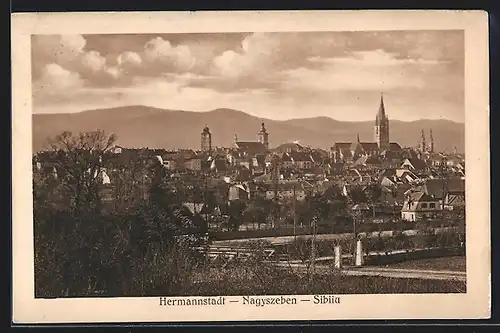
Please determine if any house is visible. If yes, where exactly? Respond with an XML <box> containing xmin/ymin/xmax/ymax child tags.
<box><xmin>164</xmin><ymin>159</ymin><xmax>177</xmax><ymax>171</ymax></box>
<box><xmin>184</xmin><ymin>158</ymin><xmax>202</xmax><ymax>171</ymax></box>
<box><xmin>401</xmin><ymin>191</ymin><xmax>441</xmax><ymax>221</ymax></box>
<box><xmin>352</xmin><ymin>154</ymin><xmax>382</xmax><ymax>168</ymax></box>
<box><xmin>111</xmin><ymin>145</ymin><xmax>123</xmax><ymax>154</ymax></box>
<box><xmin>275</xmin><ymin>142</ymin><xmax>304</xmax><ymax>153</ymax></box>
<box><xmin>182</xmin><ymin>202</ymin><xmax>206</xmax><ymax>215</ymax></box>
<box><xmin>234</xmin><ymin>141</ymin><xmax>268</xmax><ymax>155</ymax></box>
<box><xmin>228</xmin><ymin>184</ymin><xmax>250</xmax><ymax>202</ymax></box>
<box><xmin>426</xmin><ymin>153</ymin><xmax>447</xmax><ymax>167</ymax></box>
<box><xmin>401</xmin><ymin>158</ymin><xmax>427</xmax><ymax>173</ymax></box>
<box><xmin>395</xmin><ymin>168</ymin><xmax>420</xmax><ymax>183</ymax></box>
<box><xmin>264</xmin><ymin>182</ymin><xmax>306</xmax><ymax>201</ymax></box>
<box><xmin>446</xmin><ymin>154</ymin><xmax>465</xmax><ymax>167</ymax></box>
<box><xmin>206</xmin><ymin>157</ymin><xmax>228</xmax><ymax>173</ymax></box>
<box><xmin>330</xmin><ymin>142</ymin><xmax>354</xmax><ymax>163</ymax></box>
<box><xmin>444</xmin><ymin>192</ymin><xmax>466</xmax><ymax>210</ymax></box>
<box><xmin>420</xmin><ymin>178</ymin><xmax>465</xmax><ymax>210</ymax></box>
<box><xmin>423</xmin><ymin>178</ymin><xmax>465</xmax><ymax>201</ymax></box>
<box><xmin>281</xmin><ymin>152</ymin><xmax>314</xmax><ymax>170</ymax></box>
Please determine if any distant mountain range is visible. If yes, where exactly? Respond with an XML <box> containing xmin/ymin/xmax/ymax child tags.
<box><xmin>32</xmin><ymin>105</ymin><xmax>465</xmax><ymax>153</ymax></box>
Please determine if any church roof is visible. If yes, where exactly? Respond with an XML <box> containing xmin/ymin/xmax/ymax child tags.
<box><xmin>357</xmin><ymin>142</ymin><xmax>379</xmax><ymax>150</ymax></box>
<box><xmin>234</xmin><ymin>141</ymin><xmax>267</xmax><ymax>153</ymax></box>
<box><xmin>389</xmin><ymin>142</ymin><xmax>402</xmax><ymax>150</ymax></box>
<box><xmin>332</xmin><ymin>142</ymin><xmax>353</xmax><ymax>150</ymax></box>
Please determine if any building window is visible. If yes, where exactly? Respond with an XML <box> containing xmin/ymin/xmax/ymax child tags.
<box><xmin>421</xmin><ymin>203</ymin><xmax>428</xmax><ymax>208</ymax></box>
<box><xmin>429</xmin><ymin>203</ymin><xmax>436</xmax><ymax>208</ymax></box>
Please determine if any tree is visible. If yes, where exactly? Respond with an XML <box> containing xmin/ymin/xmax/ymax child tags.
<box><xmin>47</xmin><ymin>130</ymin><xmax>117</xmax><ymax>212</ymax></box>
<box><xmin>227</xmin><ymin>199</ymin><xmax>246</xmax><ymax>231</ymax></box>
<box><xmin>364</xmin><ymin>183</ymin><xmax>382</xmax><ymax>218</ymax></box>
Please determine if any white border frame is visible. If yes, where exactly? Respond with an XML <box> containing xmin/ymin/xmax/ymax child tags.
<box><xmin>11</xmin><ymin>10</ymin><xmax>490</xmax><ymax>323</ymax></box>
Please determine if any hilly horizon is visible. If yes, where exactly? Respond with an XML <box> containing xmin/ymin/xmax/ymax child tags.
<box><xmin>32</xmin><ymin>105</ymin><xmax>465</xmax><ymax>153</ymax></box>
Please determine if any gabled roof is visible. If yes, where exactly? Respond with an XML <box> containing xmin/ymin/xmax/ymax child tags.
<box><xmin>275</xmin><ymin>142</ymin><xmax>304</xmax><ymax>151</ymax></box>
<box><xmin>389</xmin><ymin>142</ymin><xmax>402</xmax><ymax>151</ymax></box>
<box><xmin>332</xmin><ymin>142</ymin><xmax>353</xmax><ymax>150</ymax></box>
<box><xmin>353</xmin><ymin>155</ymin><xmax>381</xmax><ymax>166</ymax></box>
<box><xmin>381</xmin><ymin>168</ymin><xmax>397</xmax><ymax>178</ymax></box>
<box><xmin>357</xmin><ymin>142</ymin><xmax>379</xmax><ymax>150</ymax></box>
<box><xmin>285</xmin><ymin>151</ymin><xmax>314</xmax><ymax>162</ymax></box>
<box><xmin>234</xmin><ymin>141</ymin><xmax>267</xmax><ymax>154</ymax></box>
<box><xmin>404</xmin><ymin>191</ymin><xmax>437</xmax><ymax>203</ymax></box>
<box><xmin>402</xmin><ymin>158</ymin><xmax>427</xmax><ymax>170</ymax></box>
<box><xmin>424</xmin><ymin>178</ymin><xmax>465</xmax><ymax>198</ymax></box>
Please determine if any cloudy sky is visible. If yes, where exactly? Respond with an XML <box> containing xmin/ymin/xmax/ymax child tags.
<box><xmin>31</xmin><ymin>30</ymin><xmax>464</xmax><ymax>122</ymax></box>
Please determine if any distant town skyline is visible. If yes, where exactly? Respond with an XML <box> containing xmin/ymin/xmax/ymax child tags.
<box><xmin>31</xmin><ymin>31</ymin><xmax>464</xmax><ymax>122</ymax></box>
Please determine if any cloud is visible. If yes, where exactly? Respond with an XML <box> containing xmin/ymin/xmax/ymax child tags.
<box><xmin>32</xmin><ymin>34</ymin><xmax>115</xmax><ymax>87</ymax></box>
<box><xmin>142</xmin><ymin>37</ymin><xmax>196</xmax><ymax>73</ymax></box>
<box><xmin>309</xmin><ymin>49</ymin><xmax>443</xmax><ymax>67</ymax></box>
<box><xmin>32</xmin><ymin>35</ymin><xmax>86</xmax><ymax>68</ymax></box>
<box><xmin>281</xmin><ymin>49</ymin><xmax>448</xmax><ymax>94</ymax></box>
<box><xmin>31</xmin><ymin>32</ymin><xmax>464</xmax><ymax>122</ymax></box>
<box><xmin>81</xmin><ymin>50</ymin><xmax>107</xmax><ymax>72</ymax></box>
<box><xmin>33</xmin><ymin>63</ymin><xmax>84</xmax><ymax>106</ymax></box>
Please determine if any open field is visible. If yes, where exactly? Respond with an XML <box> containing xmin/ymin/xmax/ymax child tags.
<box><xmin>384</xmin><ymin>256</ymin><xmax>466</xmax><ymax>272</ymax></box>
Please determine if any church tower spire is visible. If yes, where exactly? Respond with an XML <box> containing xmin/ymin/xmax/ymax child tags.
<box><xmin>374</xmin><ymin>93</ymin><xmax>390</xmax><ymax>151</ymax></box>
<box><xmin>378</xmin><ymin>93</ymin><xmax>386</xmax><ymax>119</ymax></box>
<box><xmin>257</xmin><ymin>121</ymin><xmax>269</xmax><ymax>149</ymax></box>
<box><xmin>419</xmin><ymin>129</ymin><xmax>427</xmax><ymax>152</ymax></box>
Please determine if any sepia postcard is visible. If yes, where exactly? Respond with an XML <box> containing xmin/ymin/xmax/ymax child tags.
<box><xmin>11</xmin><ymin>10</ymin><xmax>490</xmax><ymax>323</ymax></box>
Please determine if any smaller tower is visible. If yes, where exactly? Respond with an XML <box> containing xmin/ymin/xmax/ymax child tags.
<box><xmin>429</xmin><ymin>128</ymin><xmax>435</xmax><ymax>153</ymax></box>
<box><xmin>257</xmin><ymin>122</ymin><xmax>269</xmax><ymax>149</ymax></box>
<box><xmin>356</xmin><ymin>132</ymin><xmax>360</xmax><ymax>143</ymax></box>
<box><xmin>201</xmin><ymin>124</ymin><xmax>212</xmax><ymax>152</ymax></box>
<box><xmin>419</xmin><ymin>129</ymin><xmax>427</xmax><ymax>152</ymax></box>
<box><xmin>233</xmin><ymin>134</ymin><xmax>238</xmax><ymax>144</ymax></box>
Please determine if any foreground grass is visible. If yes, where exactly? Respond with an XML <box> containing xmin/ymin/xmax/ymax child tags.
<box><xmin>183</xmin><ymin>265</ymin><xmax>466</xmax><ymax>296</ymax></box>
<box><xmin>384</xmin><ymin>256</ymin><xmax>466</xmax><ymax>272</ymax></box>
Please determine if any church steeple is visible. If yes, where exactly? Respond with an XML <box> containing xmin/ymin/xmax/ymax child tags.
<box><xmin>374</xmin><ymin>93</ymin><xmax>389</xmax><ymax>151</ymax></box>
<box><xmin>419</xmin><ymin>129</ymin><xmax>427</xmax><ymax>152</ymax></box>
<box><xmin>200</xmin><ymin>124</ymin><xmax>212</xmax><ymax>152</ymax></box>
<box><xmin>377</xmin><ymin>93</ymin><xmax>386</xmax><ymax>119</ymax></box>
<box><xmin>429</xmin><ymin>128</ymin><xmax>434</xmax><ymax>153</ymax></box>
<box><xmin>257</xmin><ymin>121</ymin><xmax>269</xmax><ymax>149</ymax></box>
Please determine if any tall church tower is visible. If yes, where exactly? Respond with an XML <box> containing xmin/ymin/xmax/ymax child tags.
<box><xmin>200</xmin><ymin>124</ymin><xmax>212</xmax><ymax>152</ymax></box>
<box><xmin>257</xmin><ymin>122</ymin><xmax>269</xmax><ymax>149</ymax></box>
<box><xmin>374</xmin><ymin>93</ymin><xmax>390</xmax><ymax>151</ymax></box>
<box><xmin>419</xmin><ymin>129</ymin><xmax>427</xmax><ymax>152</ymax></box>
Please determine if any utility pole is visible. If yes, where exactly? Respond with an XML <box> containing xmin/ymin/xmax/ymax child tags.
<box><xmin>293</xmin><ymin>184</ymin><xmax>297</xmax><ymax>241</ymax></box>
<box><xmin>309</xmin><ymin>215</ymin><xmax>317</xmax><ymax>291</ymax></box>
<box><xmin>352</xmin><ymin>210</ymin><xmax>358</xmax><ymax>266</ymax></box>
<box><xmin>273</xmin><ymin>156</ymin><xmax>279</xmax><ymax>229</ymax></box>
